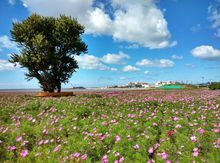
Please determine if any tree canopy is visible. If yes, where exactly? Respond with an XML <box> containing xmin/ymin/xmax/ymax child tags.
<box><xmin>9</xmin><ymin>14</ymin><xmax>87</xmax><ymax>92</ymax></box>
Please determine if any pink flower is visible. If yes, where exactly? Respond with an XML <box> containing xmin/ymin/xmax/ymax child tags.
<box><xmin>59</xmin><ymin>127</ymin><xmax>63</xmax><ymax>131</ymax></box>
<box><xmin>16</xmin><ymin>136</ymin><xmax>22</xmax><ymax>142</ymax></box>
<box><xmin>7</xmin><ymin>146</ymin><xmax>16</xmax><ymax>151</ymax></box>
<box><xmin>81</xmin><ymin>154</ymin><xmax>87</xmax><ymax>160</ymax></box>
<box><xmin>102</xmin><ymin>121</ymin><xmax>108</xmax><ymax>126</ymax></box>
<box><xmin>161</xmin><ymin>152</ymin><xmax>168</xmax><ymax>160</ymax></box>
<box><xmin>172</xmin><ymin>117</ymin><xmax>179</xmax><ymax>121</ymax></box>
<box><xmin>175</xmin><ymin>124</ymin><xmax>182</xmax><ymax>128</ymax></box>
<box><xmin>154</xmin><ymin>143</ymin><xmax>160</xmax><ymax>149</ymax></box>
<box><xmin>133</xmin><ymin>144</ymin><xmax>139</xmax><ymax>149</ymax></box>
<box><xmin>119</xmin><ymin>156</ymin><xmax>124</xmax><ymax>162</ymax></box>
<box><xmin>148</xmin><ymin>147</ymin><xmax>154</xmax><ymax>154</ymax></box>
<box><xmin>190</xmin><ymin>135</ymin><xmax>197</xmax><ymax>142</ymax></box>
<box><xmin>38</xmin><ymin>140</ymin><xmax>44</xmax><ymax>145</ymax></box>
<box><xmin>115</xmin><ymin>135</ymin><xmax>121</xmax><ymax>142</ymax></box>
<box><xmin>102</xmin><ymin>155</ymin><xmax>108</xmax><ymax>163</ymax></box>
<box><xmin>152</xmin><ymin>122</ymin><xmax>157</xmax><ymax>126</ymax></box>
<box><xmin>54</xmin><ymin>144</ymin><xmax>61</xmax><ymax>152</ymax></box>
<box><xmin>73</xmin><ymin>152</ymin><xmax>80</xmax><ymax>158</ymax></box>
<box><xmin>198</xmin><ymin>128</ymin><xmax>205</xmax><ymax>134</ymax></box>
<box><xmin>20</xmin><ymin>149</ymin><xmax>28</xmax><ymax>157</ymax></box>
<box><xmin>193</xmin><ymin>148</ymin><xmax>199</xmax><ymax>157</ymax></box>
<box><xmin>44</xmin><ymin>139</ymin><xmax>49</xmax><ymax>144</ymax></box>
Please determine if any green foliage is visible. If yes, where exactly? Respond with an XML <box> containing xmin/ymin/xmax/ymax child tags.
<box><xmin>9</xmin><ymin>14</ymin><xmax>87</xmax><ymax>92</ymax></box>
<box><xmin>208</xmin><ymin>82</ymin><xmax>220</xmax><ymax>90</ymax></box>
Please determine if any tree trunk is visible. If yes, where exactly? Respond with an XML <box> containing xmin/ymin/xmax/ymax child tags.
<box><xmin>57</xmin><ymin>82</ymin><xmax>61</xmax><ymax>93</ymax></box>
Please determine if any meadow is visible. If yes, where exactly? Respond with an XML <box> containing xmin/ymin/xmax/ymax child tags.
<box><xmin>0</xmin><ymin>90</ymin><xmax>219</xmax><ymax>162</ymax></box>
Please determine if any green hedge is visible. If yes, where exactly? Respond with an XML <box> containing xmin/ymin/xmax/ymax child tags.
<box><xmin>208</xmin><ymin>82</ymin><xmax>220</xmax><ymax>90</ymax></box>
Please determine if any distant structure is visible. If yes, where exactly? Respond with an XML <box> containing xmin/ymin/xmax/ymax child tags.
<box><xmin>155</xmin><ymin>81</ymin><xmax>178</xmax><ymax>87</ymax></box>
<box><xmin>127</xmin><ymin>82</ymin><xmax>150</xmax><ymax>88</ymax></box>
<box><xmin>108</xmin><ymin>82</ymin><xmax>150</xmax><ymax>88</ymax></box>
<box><xmin>108</xmin><ymin>81</ymin><xmax>178</xmax><ymax>89</ymax></box>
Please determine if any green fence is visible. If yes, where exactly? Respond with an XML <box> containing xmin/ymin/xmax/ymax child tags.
<box><xmin>159</xmin><ymin>85</ymin><xmax>184</xmax><ymax>89</ymax></box>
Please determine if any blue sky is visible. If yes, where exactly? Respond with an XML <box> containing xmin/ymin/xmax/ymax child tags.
<box><xmin>0</xmin><ymin>0</ymin><xmax>220</xmax><ymax>89</ymax></box>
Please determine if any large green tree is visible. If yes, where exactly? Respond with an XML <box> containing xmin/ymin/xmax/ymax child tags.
<box><xmin>9</xmin><ymin>14</ymin><xmax>87</xmax><ymax>92</ymax></box>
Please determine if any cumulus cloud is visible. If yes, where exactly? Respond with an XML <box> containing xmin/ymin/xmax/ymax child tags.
<box><xmin>8</xmin><ymin>0</ymin><xmax>16</xmax><ymax>5</ymax></box>
<box><xmin>122</xmin><ymin>65</ymin><xmax>140</xmax><ymax>72</ymax></box>
<box><xmin>119</xmin><ymin>76</ymin><xmax>127</xmax><ymax>80</ymax></box>
<box><xmin>144</xmin><ymin>70</ymin><xmax>150</xmax><ymax>74</ymax></box>
<box><xmin>75</xmin><ymin>54</ymin><xmax>117</xmax><ymax>71</ymax></box>
<box><xmin>171</xmin><ymin>55</ymin><xmax>183</xmax><ymax>60</ymax></box>
<box><xmin>0</xmin><ymin>59</ymin><xmax>16</xmax><ymax>71</ymax></box>
<box><xmin>0</xmin><ymin>35</ymin><xmax>18</xmax><ymax>50</ymax></box>
<box><xmin>191</xmin><ymin>45</ymin><xmax>220</xmax><ymax>60</ymax></box>
<box><xmin>102</xmin><ymin>51</ymin><xmax>130</xmax><ymax>64</ymax></box>
<box><xmin>111</xmin><ymin>0</ymin><xmax>176</xmax><ymax>49</ymax></box>
<box><xmin>20</xmin><ymin>0</ymin><xmax>175</xmax><ymax>49</ymax></box>
<box><xmin>208</xmin><ymin>3</ymin><xmax>220</xmax><ymax>37</ymax></box>
<box><xmin>136</xmin><ymin>58</ymin><xmax>174</xmax><ymax>68</ymax></box>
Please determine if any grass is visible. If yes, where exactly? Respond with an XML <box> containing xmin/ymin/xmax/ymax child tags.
<box><xmin>0</xmin><ymin>90</ymin><xmax>219</xmax><ymax>162</ymax></box>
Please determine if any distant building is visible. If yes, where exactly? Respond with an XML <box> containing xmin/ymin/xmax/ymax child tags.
<box><xmin>155</xmin><ymin>81</ymin><xmax>178</xmax><ymax>87</ymax></box>
<box><xmin>127</xmin><ymin>82</ymin><xmax>150</xmax><ymax>88</ymax></box>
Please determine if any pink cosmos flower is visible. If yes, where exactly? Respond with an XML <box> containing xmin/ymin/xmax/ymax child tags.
<box><xmin>8</xmin><ymin>146</ymin><xmax>16</xmax><ymax>151</ymax></box>
<box><xmin>102</xmin><ymin>155</ymin><xmax>108</xmax><ymax>163</ymax></box>
<box><xmin>172</xmin><ymin>117</ymin><xmax>179</xmax><ymax>121</ymax></box>
<box><xmin>148</xmin><ymin>147</ymin><xmax>154</xmax><ymax>154</ymax></box>
<box><xmin>193</xmin><ymin>148</ymin><xmax>199</xmax><ymax>157</ymax></box>
<box><xmin>73</xmin><ymin>152</ymin><xmax>80</xmax><ymax>158</ymax></box>
<box><xmin>115</xmin><ymin>135</ymin><xmax>121</xmax><ymax>142</ymax></box>
<box><xmin>20</xmin><ymin>149</ymin><xmax>28</xmax><ymax>157</ymax></box>
<box><xmin>161</xmin><ymin>152</ymin><xmax>168</xmax><ymax>160</ymax></box>
<box><xmin>54</xmin><ymin>144</ymin><xmax>61</xmax><ymax>152</ymax></box>
<box><xmin>119</xmin><ymin>156</ymin><xmax>124</xmax><ymax>162</ymax></box>
<box><xmin>154</xmin><ymin>143</ymin><xmax>160</xmax><ymax>149</ymax></box>
<box><xmin>133</xmin><ymin>144</ymin><xmax>139</xmax><ymax>149</ymax></box>
<box><xmin>16</xmin><ymin>136</ymin><xmax>22</xmax><ymax>142</ymax></box>
<box><xmin>81</xmin><ymin>154</ymin><xmax>87</xmax><ymax>160</ymax></box>
<box><xmin>102</xmin><ymin>121</ymin><xmax>108</xmax><ymax>126</ymax></box>
<box><xmin>152</xmin><ymin>122</ymin><xmax>157</xmax><ymax>126</ymax></box>
<box><xmin>38</xmin><ymin>140</ymin><xmax>44</xmax><ymax>145</ymax></box>
<box><xmin>190</xmin><ymin>135</ymin><xmax>197</xmax><ymax>142</ymax></box>
<box><xmin>198</xmin><ymin>128</ymin><xmax>205</xmax><ymax>134</ymax></box>
<box><xmin>59</xmin><ymin>127</ymin><xmax>63</xmax><ymax>131</ymax></box>
<box><xmin>44</xmin><ymin>139</ymin><xmax>49</xmax><ymax>144</ymax></box>
<box><xmin>175</xmin><ymin>124</ymin><xmax>182</xmax><ymax>128</ymax></box>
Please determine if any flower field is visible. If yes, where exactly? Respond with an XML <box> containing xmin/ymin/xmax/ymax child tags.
<box><xmin>0</xmin><ymin>90</ymin><xmax>220</xmax><ymax>162</ymax></box>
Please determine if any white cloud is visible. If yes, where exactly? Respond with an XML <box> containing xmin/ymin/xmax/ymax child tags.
<box><xmin>119</xmin><ymin>76</ymin><xmax>127</xmax><ymax>80</ymax></box>
<box><xmin>122</xmin><ymin>65</ymin><xmax>140</xmax><ymax>72</ymax></box>
<box><xmin>136</xmin><ymin>58</ymin><xmax>174</xmax><ymax>68</ymax></box>
<box><xmin>0</xmin><ymin>59</ymin><xmax>16</xmax><ymax>71</ymax></box>
<box><xmin>112</xmin><ymin>0</ymin><xmax>175</xmax><ymax>49</ymax></box>
<box><xmin>208</xmin><ymin>4</ymin><xmax>220</xmax><ymax>37</ymax></box>
<box><xmin>126</xmin><ymin>44</ymin><xmax>140</xmax><ymax>49</ymax></box>
<box><xmin>75</xmin><ymin>54</ymin><xmax>117</xmax><ymax>71</ymax></box>
<box><xmin>144</xmin><ymin>70</ymin><xmax>150</xmax><ymax>74</ymax></box>
<box><xmin>86</xmin><ymin>8</ymin><xmax>113</xmax><ymax>35</ymax></box>
<box><xmin>185</xmin><ymin>63</ymin><xmax>195</xmax><ymax>68</ymax></box>
<box><xmin>171</xmin><ymin>55</ymin><xmax>183</xmax><ymax>60</ymax></box>
<box><xmin>191</xmin><ymin>45</ymin><xmax>220</xmax><ymax>60</ymax></box>
<box><xmin>21</xmin><ymin>0</ymin><xmax>175</xmax><ymax>49</ymax></box>
<box><xmin>102</xmin><ymin>51</ymin><xmax>130</xmax><ymax>64</ymax></box>
<box><xmin>0</xmin><ymin>35</ymin><xmax>17</xmax><ymax>50</ymax></box>
<box><xmin>8</xmin><ymin>0</ymin><xmax>16</xmax><ymax>5</ymax></box>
